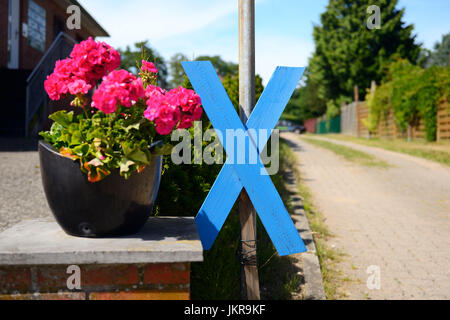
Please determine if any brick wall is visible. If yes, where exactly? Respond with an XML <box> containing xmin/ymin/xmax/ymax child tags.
<box><xmin>19</xmin><ymin>0</ymin><xmax>91</xmax><ymax>70</ymax></box>
<box><xmin>0</xmin><ymin>0</ymin><xmax>94</xmax><ymax>70</ymax></box>
<box><xmin>0</xmin><ymin>263</ymin><xmax>191</xmax><ymax>300</ymax></box>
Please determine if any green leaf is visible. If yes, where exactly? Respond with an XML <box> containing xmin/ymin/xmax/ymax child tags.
<box><xmin>39</xmin><ymin>131</ymin><xmax>53</xmax><ymax>144</ymax></box>
<box><xmin>86</xmin><ymin>128</ymin><xmax>105</xmax><ymax>141</ymax></box>
<box><xmin>70</xmin><ymin>130</ymin><xmax>83</xmax><ymax>146</ymax></box>
<box><xmin>48</xmin><ymin>122</ymin><xmax>63</xmax><ymax>140</ymax></box>
<box><xmin>88</xmin><ymin>158</ymin><xmax>103</xmax><ymax>167</ymax></box>
<box><xmin>72</xmin><ymin>144</ymin><xmax>90</xmax><ymax>157</ymax></box>
<box><xmin>123</xmin><ymin>121</ymin><xmax>141</xmax><ymax>133</ymax></box>
<box><xmin>121</xmin><ymin>141</ymin><xmax>151</xmax><ymax>164</ymax></box>
<box><xmin>153</xmin><ymin>144</ymin><xmax>173</xmax><ymax>156</ymax></box>
<box><xmin>119</xmin><ymin>158</ymin><xmax>135</xmax><ymax>174</ymax></box>
<box><xmin>49</xmin><ymin>111</ymin><xmax>74</xmax><ymax>128</ymax></box>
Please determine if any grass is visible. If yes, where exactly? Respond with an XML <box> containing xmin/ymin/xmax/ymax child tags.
<box><xmin>279</xmin><ymin>141</ymin><xmax>347</xmax><ymax>299</ymax></box>
<box><xmin>190</xmin><ymin>208</ymin><xmax>305</xmax><ymax>300</ymax></box>
<box><xmin>302</xmin><ymin>136</ymin><xmax>390</xmax><ymax>168</ymax></box>
<box><xmin>323</xmin><ymin>134</ymin><xmax>450</xmax><ymax>166</ymax></box>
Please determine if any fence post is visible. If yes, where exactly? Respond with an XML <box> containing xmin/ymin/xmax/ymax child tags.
<box><xmin>238</xmin><ymin>0</ymin><xmax>260</xmax><ymax>301</ymax></box>
<box><xmin>354</xmin><ymin>85</ymin><xmax>360</xmax><ymax>137</ymax></box>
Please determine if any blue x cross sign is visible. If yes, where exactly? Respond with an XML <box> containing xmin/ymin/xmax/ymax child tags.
<box><xmin>182</xmin><ymin>61</ymin><xmax>306</xmax><ymax>256</ymax></box>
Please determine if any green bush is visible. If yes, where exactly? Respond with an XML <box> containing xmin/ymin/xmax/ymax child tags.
<box><xmin>366</xmin><ymin>60</ymin><xmax>450</xmax><ymax>141</ymax></box>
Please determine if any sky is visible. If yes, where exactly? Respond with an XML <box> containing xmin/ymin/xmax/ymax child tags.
<box><xmin>78</xmin><ymin>0</ymin><xmax>450</xmax><ymax>84</ymax></box>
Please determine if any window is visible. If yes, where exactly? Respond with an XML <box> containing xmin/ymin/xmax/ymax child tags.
<box><xmin>28</xmin><ymin>0</ymin><xmax>46</xmax><ymax>52</ymax></box>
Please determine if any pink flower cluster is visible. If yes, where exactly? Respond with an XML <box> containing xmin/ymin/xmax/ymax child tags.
<box><xmin>44</xmin><ymin>38</ymin><xmax>203</xmax><ymax>136</ymax></box>
<box><xmin>92</xmin><ymin>70</ymin><xmax>144</xmax><ymax>114</ymax></box>
<box><xmin>141</xmin><ymin>60</ymin><xmax>158</xmax><ymax>73</ymax></box>
<box><xmin>144</xmin><ymin>86</ymin><xmax>203</xmax><ymax>135</ymax></box>
<box><xmin>44</xmin><ymin>37</ymin><xmax>120</xmax><ymax>100</ymax></box>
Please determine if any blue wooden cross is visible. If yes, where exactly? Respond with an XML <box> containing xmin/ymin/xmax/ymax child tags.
<box><xmin>182</xmin><ymin>61</ymin><xmax>306</xmax><ymax>256</ymax></box>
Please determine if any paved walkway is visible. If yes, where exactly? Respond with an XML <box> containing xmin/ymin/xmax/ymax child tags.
<box><xmin>282</xmin><ymin>133</ymin><xmax>450</xmax><ymax>299</ymax></box>
<box><xmin>0</xmin><ymin>151</ymin><xmax>51</xmax><ymax>232</ymax></box>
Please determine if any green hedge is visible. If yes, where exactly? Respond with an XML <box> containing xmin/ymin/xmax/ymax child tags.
<box><xmin>366</xmin><ymin>59</ymin><xmax>450</xmax><ymax>141</ymax></box>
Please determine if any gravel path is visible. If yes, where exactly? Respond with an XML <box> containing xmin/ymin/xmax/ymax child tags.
<box><xmin>282</xmin><ymin>133</ymin><xmax>450</xmax><ymax>300</ymax></box>
<box><xmin>0</xmin><ymin>151</ymin><xmax>51</xmax><ymax>232</ymax></box>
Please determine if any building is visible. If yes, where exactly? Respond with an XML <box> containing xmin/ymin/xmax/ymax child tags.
<box><xmin>1</xmin><ymin>0</ymin><xmax>109</xmax><ymax>137</ymax></box>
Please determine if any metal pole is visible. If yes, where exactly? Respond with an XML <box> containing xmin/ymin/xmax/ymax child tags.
<box><xmin>238</xmin><ymin>0</ymin><xmax>260</xmax><ymax>300</ymax></box>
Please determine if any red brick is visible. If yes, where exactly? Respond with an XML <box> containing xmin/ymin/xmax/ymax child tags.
<box><xmin>89</xmin><ymin>291</ymin><xmax>189</xmax><ymax>300</ymax></box>
<box><xmin>17</xmin><ymin>0</ymin><xmax>95</xmax><ymax>70</ymax></box>
<box><xmin>36</xmin><ymin>265</ymin><xmax>71</xmax><ymax>291</ymax></box>
<box><xmin>37</xmin><ymin>265</ymin><xmax>139</xmax><ymax>291</ymax></box>
<box><xmin>0</xmin><ymin>292</ymin><xmax>85</xmax><ymax>300</ymax></box>
<box><xmin>0</xmin><ymin>267</ymin><xmax>31</xmax><ymax>293</ymax></box>
<box><xmin>143</xmin><ymin>263</ymin><xmax>190</xmax><ymax>285</ymax></box>
<box><xmin>82</xmin><ymin>265</ymin><xmax>138</xmax><ymax>286</ymax></box>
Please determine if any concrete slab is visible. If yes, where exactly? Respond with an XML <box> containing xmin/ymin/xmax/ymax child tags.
<box><xmin>0</xmin><ymin>217</ymin><xmax>203</xmax><ymax>265</ymax></box>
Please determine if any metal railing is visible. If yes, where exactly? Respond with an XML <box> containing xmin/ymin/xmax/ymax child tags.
<box><xmin>25</xmin><ymin>32</ymin><xmax>76</xmax><ymax>137</ymax></box>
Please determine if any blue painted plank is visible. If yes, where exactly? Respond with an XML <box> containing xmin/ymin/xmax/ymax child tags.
<box><xmin>247</xmin><ymin>66</ymin><xmax>305</xmax><ymax>134</ymax></box>
<box><xmin>182</xmin><ymin>61</ymin><xmax>306</xmax><ymax>256</ymax></box>
<box><xmin>195</xmin><ymin>164</ymin><xmax>241</xmax><ymax>249</ymax></box>
<box><xmin>193</xmin><ymin>66</ymin><xmax>305</xmax><ymax>250</ymax></box>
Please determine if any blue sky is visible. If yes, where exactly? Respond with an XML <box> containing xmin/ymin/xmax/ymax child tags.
<box><xmin>79</xmin><ymin>0</ymin><xmax>450</xmax><ymax>84</ymax></box>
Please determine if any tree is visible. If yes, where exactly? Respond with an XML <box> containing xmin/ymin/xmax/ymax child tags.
<box><xmin>168</xmin><ymin>54</ymin><xmax>238</xmax><ymax>90</ymax></box>
<box><xmin>426</xmin><ymin>33</ymin><xmax>450</xmax><ymax>68</ymax></box>
<box><xmin>169</xmin><ymin>53</ymin><xmax>189</xmax><ymax>88</ymax></box>
<box><xmin>309</xmin><ymin>0</ymin><xmax>420</xmax><ymax>104</ymax></box>
<box><xmin>221</xmin><ymin>74</ymin><xmax>264</xmax><ymax>114</ymax></box>
<box><xmin>388</xmin><ymin>59</ymin><xmax>423</xmax><ymax>141</ymax></box>
<box><xmin>364</xmin><ymin>81</ymin><xmax>392</xmax><ymax>136</ymax></box>
<box><xmin>118</xmin><ymin>41</ymin><xmax>168</xmax><ymax>88</ymax></box>
<box><xmin>283</xmin><ymin>72</ymin><xmax>328</xmax><ymax>123</ymax></box>
<box><xmin>195</xmin><ymin>55</ymin><xmax>238</xmax><ymax>78</ymax></box>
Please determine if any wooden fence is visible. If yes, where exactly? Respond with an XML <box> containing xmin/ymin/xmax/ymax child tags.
<box><xmin>437</xmin><ymin>102</ymin><xmax>450</xmax><ymax>140</ymax></box>
<box><xmin>341</xmin><ymin>101</ymin><xmax>450</xmax><ymax>141</ymax></box>
<box><xmin>341</xmin><ymin>102</ymin><xmax>357</xmax><ymax>136</ymax></box>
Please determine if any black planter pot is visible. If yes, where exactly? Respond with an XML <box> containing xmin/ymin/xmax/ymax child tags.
<box><xmin>38</xmin><ymin>140</ymin><xmax>163</xmax><ymax>238</ymax></box>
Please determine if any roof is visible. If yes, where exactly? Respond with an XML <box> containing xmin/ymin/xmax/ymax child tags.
<box><xmin>53</xmin><ymin>0</ymin><xmax>110</xmax><ymax>37</ymax></box>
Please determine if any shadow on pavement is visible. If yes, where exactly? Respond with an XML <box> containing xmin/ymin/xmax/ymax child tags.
<box><xmin>0</xmin><ymin>138</ymin><xmax>39</xmax><ymax>152</ymax></box>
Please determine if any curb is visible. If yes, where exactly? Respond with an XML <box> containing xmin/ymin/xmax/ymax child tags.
<box><xmin>285</xmin><ymin>168</ymin><xmax>326</xmax><ymax>300</ymax></box>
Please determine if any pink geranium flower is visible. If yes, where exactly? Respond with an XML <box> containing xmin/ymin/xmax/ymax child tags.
<box><xmin>44</xmin><ymin>38</ymin><xmax>121</xmax><ymax>101</ymax></box>
<box><xmin>68</xmin><ymin>79</ymin><xmax>92</xmax><ymax>95</ymax></box>
<box><xmin>92</xmin><ymin>70</ymin><xmax>144</xmax><ymax>114</ymax></box>
<box><xmin>70</xmin><ymin>37</ymin><xmax>121</xmax><ymax>83</ymax></box>
<box><xmin>44</xmin><ymin>37</ymin><xmax>203</xmax><ymax>138</ymax></box>
<box><xmin>141</xmin><ymin>60</ymin><xmax>158</xmax><ymax>73</ymax></box>
<box><xmin>143</xmin><ymin>86</ymin><xmax>202</xmax><ymax>135</ymax></box>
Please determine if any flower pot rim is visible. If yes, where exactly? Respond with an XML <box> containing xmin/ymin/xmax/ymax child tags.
<box><xmin>38</xmin><ymin>139</ymin><xmax>163</xmax><ymax>160</ymax></box>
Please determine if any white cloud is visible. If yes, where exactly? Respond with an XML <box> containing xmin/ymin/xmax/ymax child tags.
<box><xmin>79</xmin><ymin>0</ymin><xmax>264</xmax><ymax>48</ymax></box>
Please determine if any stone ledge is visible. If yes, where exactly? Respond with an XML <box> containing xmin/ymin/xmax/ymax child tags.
<box><xmin>284</xmin><ymin>167</ymin><xmax>326</xmax><ymax>300</ymax></box>
<box><xmin>0</xmin><ymin>217</ymin><xmax>203</xmax><ymax>265</ymax></box>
